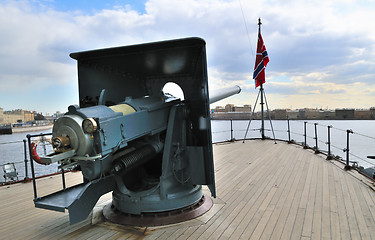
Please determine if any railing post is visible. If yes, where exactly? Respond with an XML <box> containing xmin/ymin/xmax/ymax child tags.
<box><xmin>303</xmin><ymin>121</ymin><xmax>308</xmax><ymax>149</ymax></box>
<box><xmin>27</xmin><ymin>134</ymin><xmax>38</xmax><ymax>199</ymax></box>
<box><xmin>344</xmin><ymin>129</ymin><xmax>353</xmax><ymax>170</ymax></box>
<box><xmin>230</xmin><ymin>119</ymin><xmax>234</xmax><ymax>141</ymax></box>
<box><xmin>41</xmin><ymin>135</ymin><xmax>47</xmax><ymax>155</ymax></box>
<box><xmin>314</xmin><ymin>123</ymin><xmax>319</xmax><ymax>153</ymax></box>
<box><xmin>287</xmin><ymin>118</ymin><xmax>291</xmax><ymax>143</ymax></box>
<box><xmin>326</xmin><ymin>126</ymin><xmax>332</xmax><ymax>160</ymax></box>
<box><xmin>61</xmin><ymin>169</ymin><xmax>66</xmax><ymax>190</ymax></box>
<box><xmin>23</xmin><ymin>139</ymin><xmax>28</xmax><ymax>180</ymax></box>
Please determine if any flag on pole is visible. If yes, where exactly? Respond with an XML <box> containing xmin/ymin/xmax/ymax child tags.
<box><xmin>253</xmin><ymin>32</ymin><xmax>269</xmax><ymax>88</ymax></box>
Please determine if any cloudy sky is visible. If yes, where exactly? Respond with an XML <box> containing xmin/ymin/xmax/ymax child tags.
<box><xmin>1</xmin><ymin>0</ymin><xmax>375</xmax><ymax>114</ymax></box>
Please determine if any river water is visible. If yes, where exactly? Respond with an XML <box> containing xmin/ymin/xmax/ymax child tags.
<box><xmin>0</xmin><ymin>129</ymin><xmax>56</xmax><ymax>182</ymax></box>
<box><xmin>1</xmin><ymin>120</ymin><xmax>375</xmax><ymax>182</ymax></box>
<box><xmin>212</xmin><ymin>119</ymin><xmax>375</xmax><ymax>169</ymax></box>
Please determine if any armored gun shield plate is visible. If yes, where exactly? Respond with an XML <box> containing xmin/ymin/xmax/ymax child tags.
<box><xmin>70</xmin><ymin>37</ymin><xmax>216</xmax><ymax>197</ymax></box>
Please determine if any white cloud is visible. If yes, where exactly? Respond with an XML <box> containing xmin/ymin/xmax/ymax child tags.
<box><xmin>0</xmin><ymin>0</ymin><xmax>375</xmax><ymax>113</ymax></box>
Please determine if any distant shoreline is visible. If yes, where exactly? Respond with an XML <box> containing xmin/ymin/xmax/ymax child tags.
<box><xmin>211</xmin><ymin>112</ymin><xmax>375</xmax><ymax>121</ymax></box>
<box><xmin>211</xmin><ymin>116</ymin><xmax>375</xmax><ymax>121</ymax></box>
<box><xmin>12</xmin><ymin>125</ymin><xmax>53</xmax><ymax>133</ymax></box>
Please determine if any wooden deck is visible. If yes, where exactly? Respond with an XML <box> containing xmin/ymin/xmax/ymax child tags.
<box><xmin>1</xmin><ymin>140</ymin><xmax>374</xmax><ymax>239</ymax></box>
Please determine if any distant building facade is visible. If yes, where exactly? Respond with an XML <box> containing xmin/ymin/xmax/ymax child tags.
<box><xmin>233</xmin><ymin>105</ymin><xmax>251</xmax><ymax>113</ymax></box>
<box><xmin>286</xmin><ymin>109</ymin><xmax>306</xmax><ymax>120</ymax></box>
<box><xmin>354</xmin><ymin>109</ymin><xmax>371</xmax><ymax>119</ymax></box>
<box><xmin>211</xmin><ymin>104</ymin><xmax>251</xmax><ymax>120</ymax></box>
<box><xmin>0</xmin><ymin>108</ymin><xmax>35</xmax><ymax>124</ymax></box>
<box><xmin>211</xmin><ymin>105</ymin><xmax>375</xmax><ymax>120</ymax></box>
<box><xmin>211</xmin><ymin>112</ymin><xmax>251</xmax><ymax>120</ymax></box>
<box><xmin>286</xmin><ymin>110</ymin><xmax>300</xmax><ymax>119</ymax></box>
<box><xmin>225</xmin><ymin>104</ymin><xmax>235</xmax><ymax>112</ymax></box>
<box><xmin>213</xmin><ymin>107</ymin><xmax>375</xmax><ymax>120</ymax></box>
<box><xmin>0</xmin><ymin>108</ymin><xmax>3</xmax><ymax>123</ymax></box>
<box><xmin>319</xmin><ymin>110</ymin><xmax>336</xmax><ymax>119</ymax></box>
<box><xmin>212</xmin><ymin>106</ymin><xmax>226</xmax><ymax>113</ymax></box>
<box><xmin>272</xmin><ymin>109</ymin><xmax>287</xmax><ymax>120</ymax></box>
<box><xmin>212</xmin><ymin>104</ymin><xmax>251</xmax><ymax>113</ymax></box>
<box><xmin>335</xmin><ymin>109</ymin><xmax>355</xmax><ymax>120</ymax></box>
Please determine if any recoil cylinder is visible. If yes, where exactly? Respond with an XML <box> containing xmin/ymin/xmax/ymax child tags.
<box><xmin>112</xmin><ymin>145</ymin><xmax>157</xmax><ymax>174</ymax></box>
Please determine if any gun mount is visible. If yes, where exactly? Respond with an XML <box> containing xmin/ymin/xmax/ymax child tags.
<box><xmin>32</xmin><ymin>38</ymin><xmax>240</xmax><ymax>225</ymax></box>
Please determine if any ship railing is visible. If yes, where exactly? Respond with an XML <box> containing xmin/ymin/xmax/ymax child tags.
<box><xmin>25</xmin><ymin>133</ymin><xmax>68</xmax><ymax>200</ymax></box>
<box><xmin>2</xmin><ymin>120</ymin><xmax>374</xmax><ymax>184</ymax></box>
<box><xmin>211</xmin><ymin>119</ymin><xmax>375</xmax><ymax>179</ymax></box>
<box><xmin>0</xmin><ymin>139</ymin><xmax>30</xmax><ymax>184</ymax></box>
<box><xmin>0</xmin><ymin>133</ymin><xmax>56</xmax><ymax>185</ymax></box>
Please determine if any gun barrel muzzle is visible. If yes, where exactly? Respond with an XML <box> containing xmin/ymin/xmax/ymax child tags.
<box><xmin>209</xmin><ymin>85</ymin><xmax>241</xmax><ymax>104</ymax></box>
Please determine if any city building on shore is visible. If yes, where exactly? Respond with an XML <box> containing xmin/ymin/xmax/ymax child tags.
<box><xmin>0</xmin><ymin>108</ymin><xmax>63</xmax><ymax>126</ymax></box>
<box><xmin>211</xmin><ymin>104</ymin><xmax>252</xmax><ymax>120</ymax></box>
<box><xmin>0</xmin><ymin>108</ymin><xmax>34</xmax><ymax>124</ymax></box>
<box><xmin>211</xmin><ymin>105</ymin><xmax>375</xmax><ymax>120</ymax></box>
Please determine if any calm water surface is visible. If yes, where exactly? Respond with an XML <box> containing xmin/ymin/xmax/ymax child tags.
<box><xmin>212</xmin><ymin>120</ymin><xmax>375</xmax><ymax>169</ymax></box>
<box><xmin>0</xmin><ymin>130</ymin><xmax>56</xmax><ymax>181</ymax></box>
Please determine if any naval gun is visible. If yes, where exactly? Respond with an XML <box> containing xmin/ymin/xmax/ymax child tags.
<box><xmin>32</xmin><ymin>38</ymin><xmax>241</xmax><ymax>225</ymax></box>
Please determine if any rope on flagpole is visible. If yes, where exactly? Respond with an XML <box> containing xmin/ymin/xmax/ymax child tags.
<box><xmin>238</xmin><ymin>0</ymin><xmax>255</xmax><ymax>61</ymax></box>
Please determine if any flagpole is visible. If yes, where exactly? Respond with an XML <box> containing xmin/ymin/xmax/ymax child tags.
<box><xmin>258</xmin><ymin>18</ymin><xmax>265</xmax><ymax>140</ymax></box>
<box><xmin>260</xmin><ymin>84</ymin><xmax>265</xmax><ymax>139</ymax></box>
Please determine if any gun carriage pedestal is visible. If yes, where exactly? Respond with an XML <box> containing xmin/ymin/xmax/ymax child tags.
<box><xmin>31</xmin><ymin>38</ymin><xmax>240</xmax><ymax>226</ymax></box>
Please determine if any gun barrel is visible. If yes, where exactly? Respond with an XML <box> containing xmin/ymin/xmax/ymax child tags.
<box><xmin>209</xmin><ymin>85</ymin><xmax>241</xmax><ymax>104</ymax></box>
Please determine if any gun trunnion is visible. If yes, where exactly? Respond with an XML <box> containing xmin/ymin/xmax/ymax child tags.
<box><xmin>32</xmin><ymin>38</ymin><xmax>240</xmax><ymax>225</ymax></box>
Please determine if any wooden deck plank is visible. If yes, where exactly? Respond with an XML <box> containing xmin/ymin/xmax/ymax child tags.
<box><xmin>358</xmin><ymin>180</ymin><xmax>375</xmax><ymax>238</ymax></box>
<box><xmin>321</xmin><ymin>157</ymin><xmax>331</xmax><ymax>240</ymax></box>
<box><xmin>232</xmin><ymin>145</ymin><xmax>295</xmax><ymax>238</ymax></box>
<box><xmin>289</xmin><ymin>154</ymin><xmax>315</xmax><ymax>240</ymax></box>
<box><xmin>165</xmin><ymin>227</ymin><xmax>191</xmax><ymax>240</ymax></box>
<box><xmin>340</xmin><ymin>169</ymin><xmax>362</xmax><ymax>239</ymax></box>
<box><xmin>171</xmin><ymin>226</ymin><xmax>200</xmax><ymax>240</ymax></box>
<box><xmin>155</xmin><ymin>229</ymin><xmax>179</xmax><ymax>239</ymax></box>
<box><xmin>301</xmin><ymin>153</ymin><xmax>320</xmax><ymax>239</ymax></box>
<box><xmin>213</xmin><ymin>200</ymin><xmax>248</xmax><ymax>239</ymax></box>
<box><xmin>268</xmin><ymin>150</ymin><xmax>307</xmax><ymax>240</ymax></box>
<box><xmin>95</xmin><ymin>230</ymin><xmax>122</xmax><ymax>240</ymax></box>
<box><xmin>259</xmin><ymin>149</ymin><xmax>312</xmax><ymax>240</ymax></box>
<box><xmin>327</xmin><ymin>163</ymin><xmax>340</xmax><ymax>240</ymax></box>
<box><xmin>344</xmin><ymin>170</ymin><xmax>372</xmax><ymax>240</ymax></box>
<box><xmin>215</xmin><ymin>141</ymin><xmax>273</xmax><ymax>201</ymax></box>
<box><xmin>360</xmin><ymin>180</ymin><xmax>375</xmax><ymax>219</ymax></box>
<box><xmin>244</xmin><ymin>149</ymin><xmax>305</xmax><ymax>239</ymax></box>
<box><xmin>280</xmin><ymin>152</ymin><xmax>311</xmax><ymax>240</ymax></box>
<box><xmin>311</xmin><ymin>159</ymin><xmax>323</xmax><ymax>240</ymax></box>
<box><xmin>213</xmin><ymin>145</ymin><xmax>289</xmax><ymax>239</ymax></box>
<box><xmin>106</xmin><ymin>232</ymin><xmax>128</xmax><ymax>240</ymax></box>
<box><xmin>189</xmin><ymin>143</ymin><xmax>283</xmax><ymax>239</ymax></box>
<box><xmin>192</xmin><ymin>185</ymin><xmax>249</xmax><ymax>239</ymax></box>
<box><xmin>1</xmin><ymin>140</ymin><xmax>374</xmax><ymax>240</ymax></box>
<box><xmin>332</xmin><ymin>166</ymin><xmax>352</xmax><ymax>240</ymax></box>
<box><xmin>212</xmin><ymin>145</ymin><xmax>287</xmax><ymax>239</ymax></box>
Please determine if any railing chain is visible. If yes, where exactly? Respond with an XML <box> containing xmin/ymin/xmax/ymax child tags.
<box><xmin>212</xmin><ymin>120</ymin><xmax>375</xmax><ymax>170</ymax></box>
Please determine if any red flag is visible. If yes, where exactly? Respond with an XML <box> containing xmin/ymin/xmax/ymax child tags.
<box><xmin>253</xmin><ymin>32</ymin><xmax>269</xmax><ymax>88</ymax></box>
